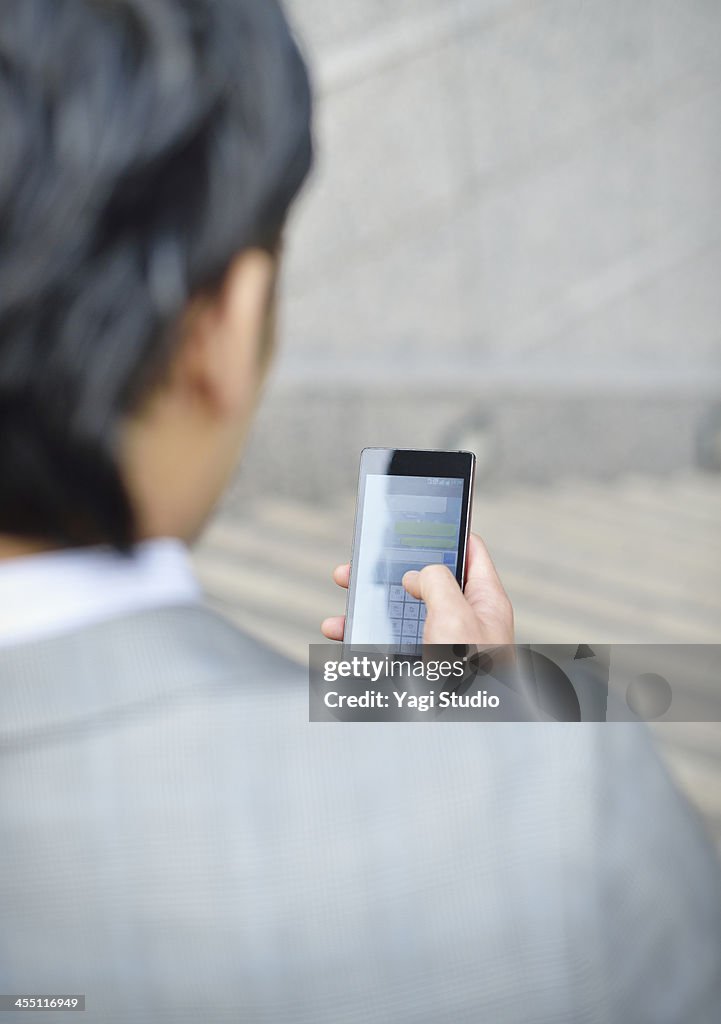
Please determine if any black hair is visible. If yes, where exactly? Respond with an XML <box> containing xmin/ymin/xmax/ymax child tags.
<box><xmin>0</xmin><ymin>0</ymin><xmax>312</xmax><ymax>549</ymax></box>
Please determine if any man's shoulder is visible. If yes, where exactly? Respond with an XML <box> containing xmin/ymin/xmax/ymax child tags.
<box><xmin>0</xmin><ymin>603</ymin><xmax>303</xmax><ymax>743</ymax></box>
<box><xmin>121</xmin><ymin>602</ymin><xmax>302</xmax><ymax>685</ymax></box>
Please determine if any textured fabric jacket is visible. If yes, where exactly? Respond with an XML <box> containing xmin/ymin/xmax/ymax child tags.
<box><xmin>1</xmin><ymin>605</ymin><xmax>720</xmax><ymax>1022</ymax></box>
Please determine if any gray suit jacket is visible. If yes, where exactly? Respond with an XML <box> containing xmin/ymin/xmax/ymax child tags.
<box><xmin>1</xmin><ymin>604</ymin><xmax>720</xmax><ymax>1022</ymax></box>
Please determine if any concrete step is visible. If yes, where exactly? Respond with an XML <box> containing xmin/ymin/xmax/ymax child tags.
<box><xmin>195</xmin><ymin>470</ymin><xmax>721</xmax><ymax>655</ymax></box>
<box><xmin>235</xmin><ymin>392</ymin><xmax>721</xmax><ymax>500</ymax></box>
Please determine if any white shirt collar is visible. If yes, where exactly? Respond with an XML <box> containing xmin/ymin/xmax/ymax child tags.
<box><xmin>0</xmin><ymin>538</ymin><xmax>201</xmax><ymax>648</ymax></box>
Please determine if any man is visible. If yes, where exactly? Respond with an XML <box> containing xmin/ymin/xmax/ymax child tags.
<box><xmin>0</xmin><ymin>2</ymin><xmax>719</xmax><ymax>1021</ymax></box>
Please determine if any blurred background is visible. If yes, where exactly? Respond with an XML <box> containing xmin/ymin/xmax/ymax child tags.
<box><xmin>193</xmin><ymin>0</ymin><xmax>721</xmax><ymax>839</ymax></box>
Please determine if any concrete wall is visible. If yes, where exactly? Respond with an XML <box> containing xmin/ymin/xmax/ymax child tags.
<box><xmin>239</xmin><ymin>0</ymin><xmax>721</xmax><ymax>498</ymax></box>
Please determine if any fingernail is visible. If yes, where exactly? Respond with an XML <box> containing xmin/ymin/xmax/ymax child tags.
<box><xmin>402</xmin><ymin>570</ymin><xmax>420</xmax><ymax>586</ymax></box>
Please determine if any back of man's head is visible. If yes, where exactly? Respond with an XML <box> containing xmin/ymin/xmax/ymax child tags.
<box><xmin>0</xmin><ymin>0</ymin><xmax>312</xmax><ymax>550</ymax></box>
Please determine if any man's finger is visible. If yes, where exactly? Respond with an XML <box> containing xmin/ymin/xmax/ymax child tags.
<box><xmin>321</xmin><ymin>615</ymin><xmax>345</xmax><ymax>641</ymax></box>
<box><xmin>462</xmin><ymin>534</ymin><xmax>511</xmax><ymax>621</ymax></box>
<box><xmin>403</xmin><ymin>563</ymin><xmax>461</xmax><ymax>606</ymax></box>
<box><xmin>333</xmin><ymin>563</ymin><xmax>350</xmax><ymax>589</ymax></box>
<box><xmin>465</xmin><ymin>533</ymin><xmax>503</xmax><ymax>588</ymax></box>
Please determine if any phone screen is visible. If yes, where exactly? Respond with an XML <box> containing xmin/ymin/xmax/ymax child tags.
<box><xmin>344</xmin><ymin>449</ymin><xmax>474</xmax><ymax>649</ymax></box>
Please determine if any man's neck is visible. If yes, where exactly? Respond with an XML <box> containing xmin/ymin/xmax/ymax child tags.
<box><xmin>0</xmin><ymin>535</ymin><xmax>60</xmax><ymax>562</ymax></box>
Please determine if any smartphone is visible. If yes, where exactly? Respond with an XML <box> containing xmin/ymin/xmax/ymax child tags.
<box><xmin>343</xmin><ymin>448</ymin><xmax>475</xmax><ymax>649</ymax></box>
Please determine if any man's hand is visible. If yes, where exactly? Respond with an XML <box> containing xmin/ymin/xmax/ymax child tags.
<box><xmin>321</xmin><ymin>533</ymin><xmax>514</xmax><ymax>645</ymax></box>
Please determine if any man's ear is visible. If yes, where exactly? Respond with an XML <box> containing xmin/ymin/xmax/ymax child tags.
<box><xmin>173</xmin><ymin>249</ymin><xmax>277</xmax><ymax>418</ymax></box>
